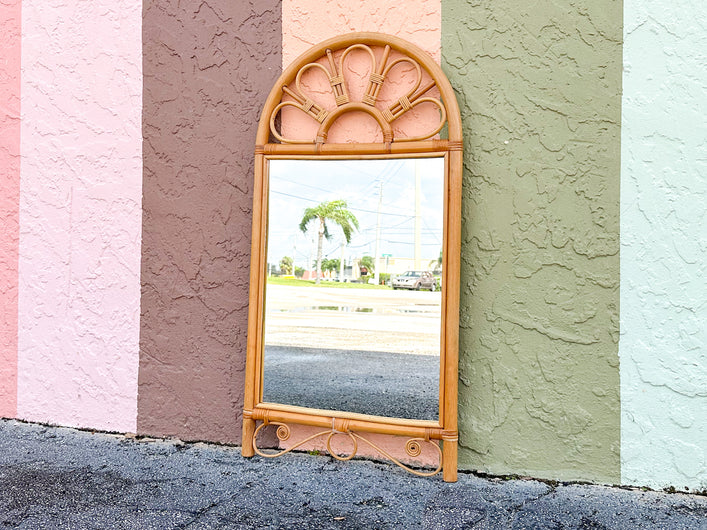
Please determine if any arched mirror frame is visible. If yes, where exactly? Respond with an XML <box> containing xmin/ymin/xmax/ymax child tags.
<box><xmin>242</xmin><ymin>32</ymin><xmax>462</xmax><ymax>482</ymax></box>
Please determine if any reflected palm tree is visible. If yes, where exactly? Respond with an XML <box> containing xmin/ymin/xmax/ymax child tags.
<box><xmin>299</xmin><ymin>200</ymin><xmax>359</xmax><ymax>285</ymax></box>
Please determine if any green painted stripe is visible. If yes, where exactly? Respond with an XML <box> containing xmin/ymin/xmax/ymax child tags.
<box><xmin>443</xmin><ymin>0</ymin><xmax>622</xmax><ymax>483</ymax></box>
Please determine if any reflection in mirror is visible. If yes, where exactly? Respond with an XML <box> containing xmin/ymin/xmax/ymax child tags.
<box><xmin>262</xmin><ymin>158</ymin><xmax>444</xmax><ymax>421</ymax></box>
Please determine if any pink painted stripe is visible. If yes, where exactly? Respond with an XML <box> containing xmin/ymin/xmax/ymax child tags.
<box><xmin>18</xmin><ymin>1</ymin><xmax>142</xmax><ymax>432</ymax></box>
<box><xmin>0</xmin><ymin>0</ymin><xmax>21</xmax><ymax>418</ymax></box>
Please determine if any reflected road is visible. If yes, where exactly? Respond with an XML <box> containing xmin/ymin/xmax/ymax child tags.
<box><xmin>262</xmin><ymin>283</ymin><xmax>442</xmax><ymax>420</ymax></box>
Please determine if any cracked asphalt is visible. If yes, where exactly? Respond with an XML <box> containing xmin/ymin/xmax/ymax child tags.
<box><xmin>1</xmin><ymin>420</ymin><xmax>706</xmax><ymax>529</ymax></box>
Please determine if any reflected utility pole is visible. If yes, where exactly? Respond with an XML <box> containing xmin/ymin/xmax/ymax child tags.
<box><xmin>414</xmin><ymin>160</ymin><xmax>422</xmax><ymax>270</ymax></box>
<box><xmin>373</xmin><ymin>180</ymin><xmax>383</xmax><ymax>285</ymax></box>
<box><xmin>309</xmin><ymin>237</ymin><xmax>315</xmax><ymax>278</ymax></box>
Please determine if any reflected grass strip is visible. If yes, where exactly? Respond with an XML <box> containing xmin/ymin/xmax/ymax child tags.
<box><xmin>267</xmin><ymin>277</ymin><xmax>389</xmax><ymax>289</ymax></box>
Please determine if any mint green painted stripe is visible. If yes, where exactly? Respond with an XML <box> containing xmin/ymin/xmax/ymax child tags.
<box><xmin>443</xmin><ymin>0</ymin><xmax>622</xmax><ymax>483</ymax></box>
<box><xmin>620</xmin><ymin>0</ymin><xmax>707</xmax><ymax>491</ymax></box>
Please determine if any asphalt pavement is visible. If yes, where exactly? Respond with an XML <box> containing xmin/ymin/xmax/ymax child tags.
<box><xmin>1</xmin><ymin>419</ymin><xmax>706</xmax><ymax>529</ymax></box>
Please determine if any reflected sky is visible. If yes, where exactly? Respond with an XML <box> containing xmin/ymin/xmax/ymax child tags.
<box><xmin>267</xmin><ymin>158</ymin><xmax>444</xmax><ymax>269</ymax></box>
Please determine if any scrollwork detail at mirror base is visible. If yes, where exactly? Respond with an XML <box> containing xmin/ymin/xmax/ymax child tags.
<box><xmin>251</xmin><ymin>418</ymin><xmax>444</xmax><ymax>478</ymax></box>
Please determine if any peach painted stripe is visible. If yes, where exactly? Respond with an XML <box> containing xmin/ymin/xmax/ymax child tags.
<box><xmin>282</xmin><ymin>0</ymin><xmax>441</xmax><ymax>67</ymax></box>
<box><xmin>0</xmin><ymin>0</ymin><xmax>21</xmax><ymax>418</ymax></box>
<box><xmin>17</xmin><ymin>1</ymin><xmax>142</xmax><ymax>432</ymax></box>
<box><xmin>280</xmin><ymin>0</ymin><xmax>441</xmax><ymax>463</ymax></box>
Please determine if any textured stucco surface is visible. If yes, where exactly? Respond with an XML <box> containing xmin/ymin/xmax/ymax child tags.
<box><xmin>0</xmin><ymin>0</ymin><xmax>21</xmax><ymax>418</ymax></box>
<box><xmin>620</xmin><ymin>0</ymin><xmax>707</xmax><ymax>491</ymax></box>
<box><xmin>282</xmin><ymin>0</ymin><xmax>441</xmax><ymax>67</ymax></box>
<box><xmin>17</xmin><ymin>0</ymin><xmax>143</xmax><ymax>432</ymax></box>
<box><xmin>139</xmin><ymin>1</ymin><xmax>282</xmax><ymax>443</ymax></box>
<box><xmin>443</xmin><ymin>1</ymin><xmax>622</xmax><ymax>482</ymax></box>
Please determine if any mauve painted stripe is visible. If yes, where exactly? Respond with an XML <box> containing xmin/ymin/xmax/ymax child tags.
<box><xmin>0</xmin><ymin>0</ymin><xmax>21</xmax><ymax>418</ymax></box>
<box><xmin>138</xmin><ymin>1</ymin><xmax>282</xmax><ymax>443</ymax></box>
<box><xmin>17</xmin><ymin>1</ymin><xmax>142</xmax><ymax>432</ymax></box>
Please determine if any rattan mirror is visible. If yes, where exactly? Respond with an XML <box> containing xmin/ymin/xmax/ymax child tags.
<box><xmin>242</xmin><ymin>32</ymin><xmax>462</xmax><ymax>481</ymax></box>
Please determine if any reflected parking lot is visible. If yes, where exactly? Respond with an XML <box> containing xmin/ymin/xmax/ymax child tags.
<box><xmin>262</xmin><ymin>284</ymin><xmax>442</xmax><ymax>419</ymax></box>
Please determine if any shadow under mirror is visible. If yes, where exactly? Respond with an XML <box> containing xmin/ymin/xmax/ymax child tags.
<box><xmin>263</xmin><ymin>158</ymin><xmax>444</xmax><ymax>421</ymax></box>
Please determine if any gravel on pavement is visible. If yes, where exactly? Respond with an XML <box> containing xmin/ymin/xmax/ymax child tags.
<box><xmin>1</xmin><ymin>419</ymin><xmax>706</xmax><ymax>529</ymax></box>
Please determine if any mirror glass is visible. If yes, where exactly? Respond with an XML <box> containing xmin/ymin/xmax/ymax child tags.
<box><xmin>262</xmin><ymin>157</ymin><xmax>444</xmax><ymax>421</ymax></box>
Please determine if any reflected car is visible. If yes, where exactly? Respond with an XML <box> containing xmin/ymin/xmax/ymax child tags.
<box><xmin>391</xmin><ymin>271</ymin><xmax>438</xmax><ymax>291</ymax></box>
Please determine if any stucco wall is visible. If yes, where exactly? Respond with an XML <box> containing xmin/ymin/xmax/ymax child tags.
<box><xmin>138</xmin><ymin>0</ymin><xmax>282</xmax><ymax>443</ymax></box>
<box><xmin>282</xmin><ymin>0</ymin><xmax>441</xmax><ymax>67</ymax></box>
<box><xmin>443</xmin><ymin>0</ymin><xmax>622</xmax><ymax>483</ymax></box>
<box><xmin>620</xmin><ymin>0</ymin><xmax>707</xmax><ymax>491</ymax></box>
<box><xmin>0</xmin><ymin>0</ymin><xmax>21</xmax><ymax>419</ymax></box>
<box><xmin>17</xmin><ymin>0</ymin><xmax>143</xmax><ymax>431</ymax></box>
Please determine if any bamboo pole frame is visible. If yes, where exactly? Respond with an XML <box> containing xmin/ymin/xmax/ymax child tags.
<box><xmin>243</xmin><ymin>32</ymin><xmax>462</xmax><ymax>482</ymax></box>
